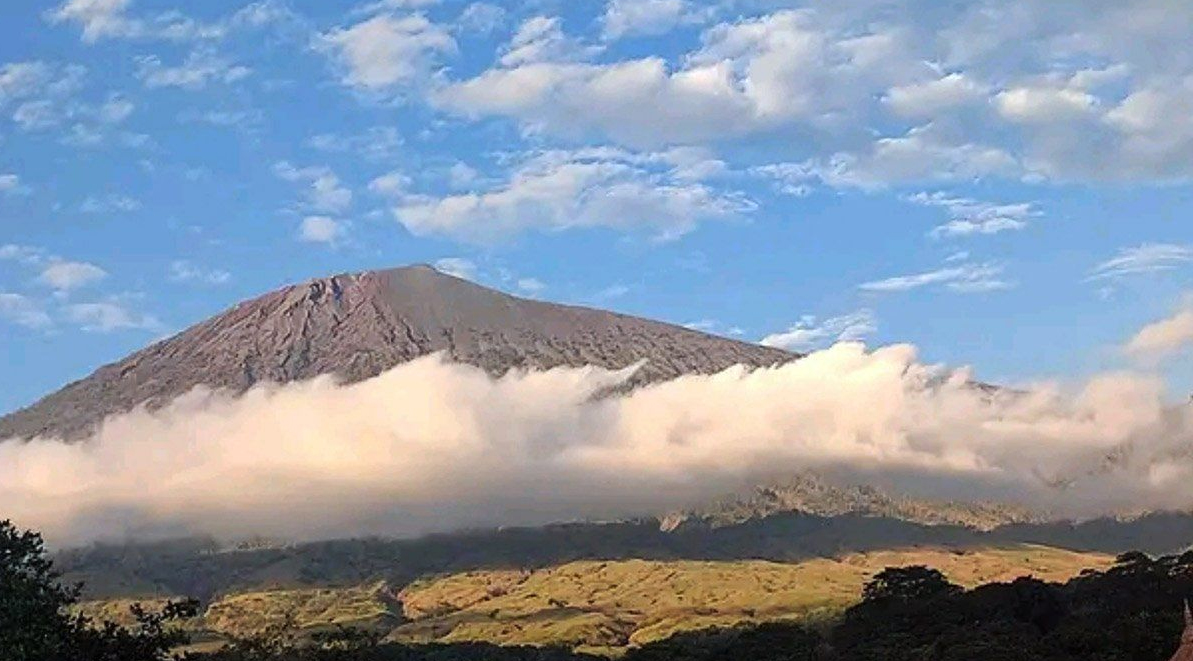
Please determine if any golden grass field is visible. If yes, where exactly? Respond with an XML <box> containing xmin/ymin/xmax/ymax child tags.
<box><xmin>203</xmin><ymin>580</ymin><xmax>400</xmax><ymax>637</ymax></box>
<box><xmin>76</xmin><ymin>545</ymin><xmax>1113</xmax><ymax>655</ymax></box>
<box><xmin>388</xmin><ymin>545</ymin><xmax>1113</xmax><ymax>654</ymax></box>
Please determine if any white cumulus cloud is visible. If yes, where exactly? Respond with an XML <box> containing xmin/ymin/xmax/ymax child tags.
<box><xmin>430</xmin><ymin>2</ymin><xmax>1193</xmax><ymax>184</ymax></box>
<box><xmin>319</xmin><ymin>13</ymin><xmax>455</xmax><ymax>91</ymax></box>
<box><xmin>602</xmin><ymin>0</ymin><xmax>696</xmax><ymax>40</ymax></box>
<box><xmin>298</xmin><ymin>215</ymin><xmax>346</xmax><ymax>244</ymax></box>
<box><xmin>391</xmin><ymin>148</ymin><xmax>754</xmax><ymax>242</ymax></box>
<box><xmin>38</xmin><ymin>260</ymin><xmax>107</xmax><ymax>291</ymax></box>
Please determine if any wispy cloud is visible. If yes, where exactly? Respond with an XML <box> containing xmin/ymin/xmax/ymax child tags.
<box><xmin>1088</xmin><ymin>243</ymin><xmax>1193</xmax><ymax>281</ymax></box>
<box><xmin>761</xmin><ymin>309</ymin><xmax>876</xmax><ymax>352</ymax></box>
<box><xmin>63</xmin><ymin>300</ymin><xmax>163</xmax><ymax>333</ymax></box>
<box><xmin>179</xmin><ymin>108</ymin><xmax>263</xmax><ymax>131</ymax></box>
<box><xmin>135</xmin><ymin>48</ymin><xmax>250</xmax><ymax>89</ymax></box>
<box><xmin>392</xmin><ymin>148</ymin><xmax>754</xmax><ymax>242</ymax></box>
<box><xmin>46</xmin><ymin>0</ymin><xmax>295</xmax><ymax>43</ymax></box>
<box><xmin>0</xmin><ymin>61</ymin><xmax>83</xmax><ymax>101</ymax></box>
<box><xmin>0</xmin><ymin>244</ymin><xmax>48</xmax><ymax>266</ymax></box>
<box><xmin>274</xmin><ymin>161</ymin><xmax>352</xmax><ymax>214</ymax></box>
<box><xmin>0</xmin><ymin>244</ymin><xmax>161</xmax><ymax>334</ymax></box>
<box><xmin>516</xmin><ymin>277</ymin><xmax>546</xmax><ymax>295</ymax></box>
<box><xmin>904</xmin><ymin>191</ymin><xmax>1037</xmax><ymax>238</ymax></box>
<box><xmin>97</xmin><ymin>94</ymin><xmax>134</xmax><ymax>122</ymax></box>
<box><xmin>500</xmin><ymin>16</ymin><xmax>601</xmax><ymax>66</ymax></box>
<box><xmin>169</xmin><ymin>260</ymin><xmax>231</xmax><ymax>285</ymax></box>
<box><xmin>12</xmin><ymin>100</ymin><xmax>59</xmax><ymax>131</ymax></box>
<box><xmin>457</xmin><ymin>3</ymin><xmax>505</xmax><ymax>34</ymax></box>
<box><xmin>307</xmin><ymin>126</ymin><xmax>403</xmax><ymax>162</ymax></box>
<box><xmin>861</xmin><ymin>262</ymin><xmax>1012</xmax><ymax>294</ymax></box>
<box><xmin>368</xmin><ymin>170</ymin><xmax>412</xmax><ymax>198</ymax></box>
<box><xmin>433</xmin><ymin>257</ymin><xmax>477</xmax><ymax>281</ymax></box>
<box><xmin>0</xmin><ymin>292</ymin><xmax>53</xmax><ymax>329</ymax></box>
<box><xmin>46</xmin><ymin>0</ymin><xmax>146</xmax><ymax>42</ymax></box>
<box><xmin>447</xmin><ymin>162</ymin><xmax>480</xmax><ymax>189</ymax></box>
<box><xmin>0</xmin><ymin>173</ymin><xmax>30</xmax><ymax>195</ymax></box>
<box><xmin>681</xmin><ymin>319</ymin><xmax>715</xmax><ymax>332</ymax></box>
<box><xmin>352</xmin><ymin>0</ymin><xmax>443</xmax><ymax>17</ymax></box>
<box><xmin>80</xmin><ymin>193</ymin><xmax>141</xmax><ymax>213</ymax></box>
<box><xmin>680</xmin><ymin>318</ymin><xmax>745</xmax><ymax>337</ymax></box>
<box><xmin>591</xmin><ymin>284</ymin><xmax>630</xmax><ymax>302</ymax></box>
<box><xmin>1</xmin><ymin>61</ymin><xmax>140</xmax><ymax>148</ymax></box>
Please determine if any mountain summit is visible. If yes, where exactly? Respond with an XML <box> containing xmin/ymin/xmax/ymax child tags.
<box><xmin>0</xmin><ymin>264</ymin><xmax>793</xmax><ymax>441</ymax></box>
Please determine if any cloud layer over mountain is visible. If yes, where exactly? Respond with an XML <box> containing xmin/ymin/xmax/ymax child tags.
<box><xmin>4</xmin><ymin>340</ymin><xmax>1191</xmax><ymax>546</ymax></box>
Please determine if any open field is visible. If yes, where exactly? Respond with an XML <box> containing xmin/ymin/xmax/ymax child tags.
<box><xmin>388</xmin><ymin>545</ymin><xmax>1113</xmax><ymax>653</ymax></box>
<box><xmin>203</xmin><ymin>580</ymin><xmax>401</xmax><ymax>637</ymax></box>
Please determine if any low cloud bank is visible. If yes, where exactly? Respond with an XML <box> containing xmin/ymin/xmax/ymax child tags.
<box><xmin>2</xmin><ymin>343</ymin><xmax>1191</xmax><ymax>546</ymax></box>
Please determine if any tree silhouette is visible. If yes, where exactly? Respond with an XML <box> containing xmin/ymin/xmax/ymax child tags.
<box><xmin>0</xmin><ymin>519</ymin><xmax>197</xmax><ymax>661</ymax></box>
<box><xmin>862</xmin><ymin>565</ymin><xmax>962</xmax><ymax>604</ymax></box>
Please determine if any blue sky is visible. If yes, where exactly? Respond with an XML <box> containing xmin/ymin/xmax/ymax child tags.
<box><xmin>1</xmin><ymin>0</ymin><xmax>1192</xmax><ymax>414</ymax></box>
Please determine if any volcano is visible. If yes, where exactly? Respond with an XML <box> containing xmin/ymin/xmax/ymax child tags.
<box><xmin>0</xmin><ymin>264</ymin><xmax>794</xmax><ymax>441</ymax></box>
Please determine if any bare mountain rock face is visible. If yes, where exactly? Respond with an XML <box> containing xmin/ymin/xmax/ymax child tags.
<box><xmin>0</xmin><ymin>264</ymin><xmax>794</xmax><ymax>441</ymax></box>
<box><xmin>660</xmin><ymin>472</ymin><xmax>1044</xmax><ymax>532</ymax></box>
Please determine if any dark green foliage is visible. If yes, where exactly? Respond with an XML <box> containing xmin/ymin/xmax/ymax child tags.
<box><xmin>199</xmin><ymin>625</ymin><xmax>598</xmax><ymax>661</ymax></box>
<box><xmin>625</xmin><ymin>622</ymin><xmax>822</xmax><ymax>660</ymax></box>
<box><xmin>0</xmin><ymin>519</ymin><xmax>80</xmax><ymax>660</ymax></box>
<box><xmin>0</xmin><ymin>519</ymin><xmax>198</xmax><ymax>661</ymax></box>
<box><xmin>829</xmin><ymin>549</ymin><xmax>1193</xmax><ymax>661</ymax></box>
<box><xmin>860</xmin><ymin>565</ymin><xmax>962</xmax><ymax>603</ymax></box>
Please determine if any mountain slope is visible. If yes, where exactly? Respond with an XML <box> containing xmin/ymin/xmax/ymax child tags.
<box><xmin>660</xmin><ymin>473</ymin><xmax>1043</xmax><ymax>532</ymax></box>
<box><xmin>74</xmin><ymin>547</ymin><xmax>1112</xmax><ymax>654</ymax></box>
<box><xmin>0</xmin><ymin>264</ymin><xmax>793</xmax><ymax>441</ymax></box>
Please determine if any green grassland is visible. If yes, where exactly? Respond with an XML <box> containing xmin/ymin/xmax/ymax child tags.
<box><xmin>75</xmin><ymin>544</ymin><xmax>1112</xmax><ymax>655</ymax></box>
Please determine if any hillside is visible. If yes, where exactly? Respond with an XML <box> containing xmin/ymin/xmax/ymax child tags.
<box><xmin>660</xmin><ymin>473</ymin><xmax>1043</xmax><ymax>532</ymax></box>
<box><xmin>388</xmin><ymin>546</ymin><xmax>1109</xmax><ymax>653</ymax></box>
<box><xmin>0</xmin><ymin>264</ymin><xmax>793</xmax><ymax>441</ymax></box>
<box><xmin>54</xmin><ymin>503</ymin><xmax>1193</xmax><ymax>608</ymax></box>
<box><xmin>75</xmin><ymin>546</ymin><xmax>1111</xmax><ymax>655</ymax></box>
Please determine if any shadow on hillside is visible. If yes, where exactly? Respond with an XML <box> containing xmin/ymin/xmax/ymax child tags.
<box><xmin>55</xmin><ymin>510</ymin><xmax>1193</xmax><ymax>601</ymax></box>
